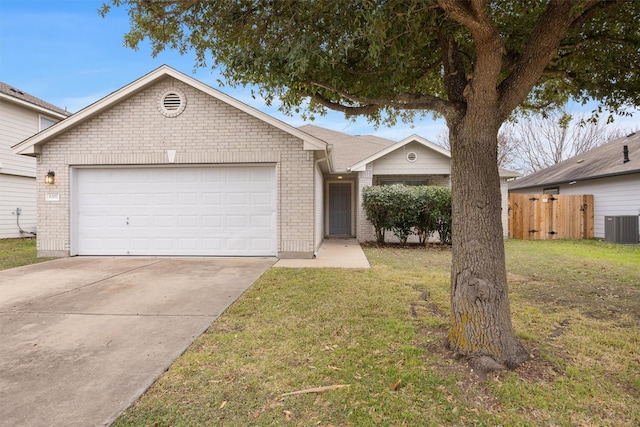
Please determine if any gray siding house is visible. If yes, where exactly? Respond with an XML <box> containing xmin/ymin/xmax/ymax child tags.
<box><xmin>0</xmin><ymin>83</ymin><xmax>69</xmax><ymax>238</ymax></box>
<box><xmin>13</xmin><ymin>66</ymin><xmax>515</xmax><ymax>258</ymax></box>
<box><xmin>509</xmin><ymin>132</ymin><xmax>640</xmax><ymax>239</ymax></box>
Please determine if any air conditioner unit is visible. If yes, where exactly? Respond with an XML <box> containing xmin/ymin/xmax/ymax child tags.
<box><xmin>604</xmin><ymin>216</ymin><xmax>639</xmax><ymax>244</ymax></box>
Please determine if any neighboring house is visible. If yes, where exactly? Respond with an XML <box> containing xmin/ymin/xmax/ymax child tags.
<box><xmin>509</xmin><ymin>132</ymin><xmax>640</xmax><ymax>239</ymax></box>
<box><xmin>13</xmin><ymin>65</ymin><xmax>516</xmax><ymax>258</ymax></box>
<box><xmin>0</xmin><ymin>82</ymin><xmax>70</xmax><ymax>238</ymax></box>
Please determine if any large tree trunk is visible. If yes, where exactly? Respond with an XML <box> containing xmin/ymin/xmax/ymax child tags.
<box><xmin>447</xmin><ymin>113</ymin><xmax>530</xmax><ymax>370</ymax></box>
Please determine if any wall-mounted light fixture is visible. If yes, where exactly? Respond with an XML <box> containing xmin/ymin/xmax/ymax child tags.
<box><xmin>45</xmin><ymin>171</ymin><xmax>55</xmax><ymax>185</ymax></box>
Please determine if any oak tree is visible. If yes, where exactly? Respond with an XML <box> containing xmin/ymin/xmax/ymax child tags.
<box><xmin>103</xmin><ymin>0</ymin><xmax>640</xmax><ymax>369</ymax></box>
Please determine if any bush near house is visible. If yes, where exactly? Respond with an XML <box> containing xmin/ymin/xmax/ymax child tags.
<box><xmin>362</xmin><ymin>185</ymin><xmax>452</xmax><ymax>244</ymax></box>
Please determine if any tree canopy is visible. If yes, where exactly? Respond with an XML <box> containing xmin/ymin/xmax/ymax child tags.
<box><xmin>103</xmin><ymin>0</ymin><xmax>640</xmax><ymax>125</ymax></box>
<box><xmin>103</xmin><ymin>0</ymin><xmax>640</xmax><ymax>370</ymax></box>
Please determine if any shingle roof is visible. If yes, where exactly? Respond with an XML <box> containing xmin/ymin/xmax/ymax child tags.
<box><xmin>509</xmin><ymin>132</ymin><xmax>640</xmax><ymax>190</ymax></box>
<box><xmin>298</xmin><ymin>124</ymin><xmax>397</xmax><ymax>170</ymax></box>
<box><xmin>0</xmin><ymin>82</ymin><xmax>71</xmax><ymax>117</ymax></box>
<box><xmin>299</xmin><ymin>124</ymin><xmax>521</xmax><ymax>178</ymax></box>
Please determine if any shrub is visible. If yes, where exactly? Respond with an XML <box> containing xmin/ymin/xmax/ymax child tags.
<box><xmin>386</xmin><ymin>185</ymin><xmax>419</xmax><ymax>244</ymax></box>
<box><xmin>362</xmin><ymin>185</ymin><xmax>451</xmax><ymax>244</ymax></box>
<box><xmin>362</xmin><ymin>185</ymin><xmax>393</xmax><ymax>243</ymax></box>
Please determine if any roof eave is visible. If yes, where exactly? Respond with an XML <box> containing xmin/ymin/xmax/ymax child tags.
<box><xmin>348</xmin><ymin>134</ymin><xmax>451</xmax><ymax>171</ymax></box>
<box><xmin>510</xmin><ymin>168</ymin><xmax>640</xmax><ymax>190</ymax></box>
<box><xmin>0</xmin><ymin>92</ymin><xmax>69</xmax><ymax>119</ymax></box>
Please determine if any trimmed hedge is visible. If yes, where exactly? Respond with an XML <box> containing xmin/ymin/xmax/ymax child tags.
<box><xmin>362</xmin><ymin>185</ymin><xmax>451</xmax><ymax>244</ymax></box>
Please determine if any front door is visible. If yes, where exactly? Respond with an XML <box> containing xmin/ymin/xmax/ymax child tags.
<box><xmin>329</xmin><ymin>183</ymin><xmax>352</xmax><ymax>235</ymax></box>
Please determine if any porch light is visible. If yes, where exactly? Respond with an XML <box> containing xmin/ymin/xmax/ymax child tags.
<box><xmin>45</xmin><ymin>171</ymin><xmax>55</xmax><ymax>185</ymax></box>
<box><xmin>337</xmin><ymin>176</ymin><xmax>343</xmax><ymax>180</ymax></box>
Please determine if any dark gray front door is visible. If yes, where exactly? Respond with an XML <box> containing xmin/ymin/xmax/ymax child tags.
<box><xmin>329</xmin><ymin>183</ymin><xmax>352</xmax><ymax>235</ymax></box>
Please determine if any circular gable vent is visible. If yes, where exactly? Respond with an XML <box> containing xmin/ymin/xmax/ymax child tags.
<box><xmin>158</xmin><ymin>88</ymin><xmax>186</xmax><ymax>117</ymax></box>
<box><xmin>406</xmin><ymin>152</ymin><xmax>418</xmax><ymax>162</ymax></box>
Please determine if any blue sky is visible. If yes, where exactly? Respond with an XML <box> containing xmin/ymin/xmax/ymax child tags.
<box><xmin>0</xmin><ymin>0</ymin><xmax>446</xmax><ymax>141</ymax></box>
<box><xmin>0</xmin><ymin>0</ymin><xmax>637</xmax><ymax>141</ymax></box>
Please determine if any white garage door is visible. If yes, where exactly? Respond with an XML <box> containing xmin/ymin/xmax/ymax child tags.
<box><xmin>73</xmin><ymin>166</ymin><xmax>277</xmax><ymax>256</ymax></box>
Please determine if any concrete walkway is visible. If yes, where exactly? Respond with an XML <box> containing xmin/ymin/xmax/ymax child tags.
<box><xmin>273</xmin><ymin>238</ymin><xmax>370</xmax><ymax>268</ymax></box>
<box><xmin>0</xmin><ymin>256</ymin><xmax>275</xmax><ymax>427</ymax></box>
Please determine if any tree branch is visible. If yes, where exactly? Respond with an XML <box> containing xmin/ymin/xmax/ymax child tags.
<box><xmin>305</xmin><ymin>81</ymin><xmax>453</xmax><ymax>116</ymax></box>
<box><xmin>497</xmin><ymin>1</ymin><xmax>600</xmax><ymax>122</ymax></box>
<box><xmin>438</xmin><ymin>20</ymin><xmax>467</xmax><ymax>108</ymax></box>
<box><xmin>310</xmin><ymin>94</ymin><xmax>380</xmax><ymax>117</ymax></box>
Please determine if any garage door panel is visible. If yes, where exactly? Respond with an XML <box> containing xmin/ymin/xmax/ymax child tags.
<box><xmin>202</xmin><ymin>238</ymin><xmax>223</xmax><ymax>250</ymax></box>
<box><xmin>152</xmin><ymin>238</ymin><xmax>174</xmax><ymax>250</ymax></box>
<box><xmin>251</xmin><ymin>238</ymin><xmax>274</xmax><ymax>251</ymax></box>
<box><xmin>226</xmin><ymin>169</ymin><xmax>248</xmax><ymax>182</ymax></box>
<box><xmin>226</xmin><ymin>193</ymin><xmax>247</xmax><ymax>205</ymax></box>
<box><xmin>131</xmin><ymin>194</ymin><xmax>151</xmax><ymax>205</ymax></box>
<box><xmin>251</xmin><ymin>215</ymin><xmax>274</xmax><ymax>228</ymax></box>
<box><xmin>154</xmin><ymin>216</ymin><xmax>175</xmax><ymax>227</ymax></box>
<box><xmin>178</xmin><ymin>193</ymin><xmax>199</xmax><ymax>205</ymax></box>
<box><xmin>178</xmin><ymin>216</ymin><xmax>199</xmax><ymax>228</ymax></box>
<box><xmin>202</xmin><ymin>193</ymin><xmax>223</xmax><ymax>205</ymax></box>
<box><xmin>151</xmin><ymin>170</ymin><xmax>173</xmax><ymax>183</ymax></box>
<box><xmin>75</xmin><ymin>166</ymin><xmax>276</xmax><ymax>256</ymax></box>
<box><xmin>153</xmin><ymin>193</ymin><xmax>174</xmax><ymax>206</ymax></box>
<box><xmin>202</xmin><ymin>215</ymin><xmax>223</xmax><ymax>228</ymax></box>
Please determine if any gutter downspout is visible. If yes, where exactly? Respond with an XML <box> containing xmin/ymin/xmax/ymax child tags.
<box><xmin>313</xmin><ymin>144</ymin><xmax>333</xmax><ymax>257</ymax></box>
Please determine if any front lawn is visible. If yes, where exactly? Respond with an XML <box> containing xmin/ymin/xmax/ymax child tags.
<box><xmin>0</xmin><ymin>238</ymin><xmax>52</xmax><ymax>270</ymax></box>
<box><xmin>111</xmin><ymin>239</ymin><xmax>640</xmax><ymax>426</ymax></box>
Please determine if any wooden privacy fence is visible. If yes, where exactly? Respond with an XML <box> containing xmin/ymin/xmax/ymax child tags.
<box><xmin>508</xmin><ymin>194</ymin><xmax>594</xmax><ymax>240</ymax></box>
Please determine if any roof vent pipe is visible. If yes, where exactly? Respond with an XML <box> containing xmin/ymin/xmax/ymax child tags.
<box><xmin>623</xmin><ymin>145</ymin><xmax>630</xmax><ymax>163</ymax></box>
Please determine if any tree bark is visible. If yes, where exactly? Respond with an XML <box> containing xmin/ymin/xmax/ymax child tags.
<box><xmin>447</xmin><ymin>110</ymin><xmax>530</xmax><ymax>369</ymax></box>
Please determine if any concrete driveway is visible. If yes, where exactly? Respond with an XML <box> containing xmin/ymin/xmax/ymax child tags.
<box><xmin>0</xmin><ymin>256</ymin><xmax>275</xmax><ymax>427</ymax></box>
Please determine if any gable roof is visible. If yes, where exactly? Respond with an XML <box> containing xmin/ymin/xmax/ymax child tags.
<box><xmin>0</xmin><ymin>82</ymin><xmax>70</xmax><ymax>119</ymax></box>
<box><xmin>300</xmin><ymin>124</ymin><xmax>520</xmax><ymax>177</ymax></box>
<box><xmin>299</xmin><ymin>124</ymin><xmax>395</xmax><ymax>170</ymax></box>
<box><xmin>509</xmin><ymin>132</ymin><xmax>640</xmax><ymax>190</ymax></box>
<box><xmin>348</xmin><ymin>134</ymin><xmax>451</xmax><ymax>172</ymax></box>
<box><xmin>12</xmin><ymin>65</ymin><xmax>328</xmax><ymax>156</ymax></box>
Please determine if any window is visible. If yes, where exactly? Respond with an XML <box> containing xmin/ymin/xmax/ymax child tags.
<box><xmin>39</xmin><ymin>115</ymin><xmax>57</xmax><ymax>131</ymax></box>
<box><xmin>543</xmin><ymin>187</ymin><xmax>559</xmax><ymax>194</ymax></box>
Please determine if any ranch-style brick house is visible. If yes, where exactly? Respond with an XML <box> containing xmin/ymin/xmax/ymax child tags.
<box><xmin>13</xmin><ymin>66</ymin><xmax>516</xmax><ymax>258</ymax></box>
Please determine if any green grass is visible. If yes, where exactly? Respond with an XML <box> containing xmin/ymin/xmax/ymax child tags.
<box><xmin>3</xmin><ymin>238</ymin><xmax>637</xmax><ymax>425</ymax></box>
<box><xmin>0</xmin><ymin>238</ymin><xmax>52</xmax><ymax>270</ymax></box>
<box><xmin>111</xmin><ymin>239</ymin><xmax>639</xmax><ymax>426</ymax></box>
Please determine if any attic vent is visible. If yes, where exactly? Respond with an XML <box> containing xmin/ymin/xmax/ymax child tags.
<box><xmin>163</xmin><ymin>93</ymin><xmax>181</xmax><ymax>110</ymax></box>
<box><xmin>158</xmin><ymin>88</ymin><xmax>186</xmax><ymax>117</ymax></box>
<box><xmin>406</xmin><ymin>152</ymin><xmax>418</xmax><ymax>162</ymax></box>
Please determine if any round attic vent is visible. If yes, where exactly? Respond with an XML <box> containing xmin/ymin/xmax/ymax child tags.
<box><xmin>158</xmin><ymin>88</ymin><xmax>186</xmax><ymax>117</ymax></box>
<box><xmin>406</xmin><ymin>151</ymin><xmax>418</xmax><ymax>162</ymax></box>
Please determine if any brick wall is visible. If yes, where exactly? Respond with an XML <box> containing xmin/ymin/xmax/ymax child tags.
<box><xmin>356</xmin><ymin>164</ymin><xmax>375</xmax><ymax>242</ymax></box>
<box><xmin>37</xmin><ymin>77</ymin><xmax>315</xmax><ymax>257</ymax></box>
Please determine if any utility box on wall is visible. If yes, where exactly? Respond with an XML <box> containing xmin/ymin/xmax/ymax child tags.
<box><xmin>604</xmin><ymin>216</ymin><xmax>640</xmax><ymax>244</ymax></box>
